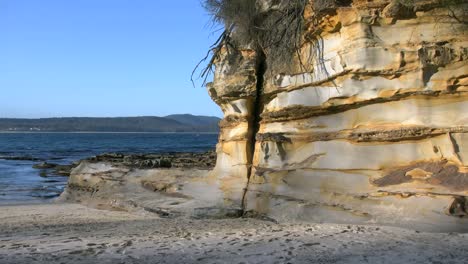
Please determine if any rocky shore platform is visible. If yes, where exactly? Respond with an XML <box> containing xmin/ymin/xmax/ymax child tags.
<box><xmin>57</xmin><ymin>151</ymin><xmax>227</xmax><ymax>218</ymax></box>
<box><xmin>30</xmin><ymin>151</ymin><xmax>217</xmax><ymax>177</ymax></box>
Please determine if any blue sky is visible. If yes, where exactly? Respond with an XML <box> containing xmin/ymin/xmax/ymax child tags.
<box><xmin>0</xmin><ymin>0</ymin><xmax>223</xmax><ymax>118</ymax></box>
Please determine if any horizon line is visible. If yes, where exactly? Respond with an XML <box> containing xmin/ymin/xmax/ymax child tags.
<box><xmin>0</xmin><ymin>131</ymin><xmax>219</xmax><ymax>134</ymax></box>
<box><xmin>0</xmin><ymin>114</ymin><xmax>222</xmax><ymax>119</ymax></box>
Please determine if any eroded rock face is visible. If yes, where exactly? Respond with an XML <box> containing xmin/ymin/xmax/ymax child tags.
<box><xmin>59</xmin><ymin>152</ymin><xmax>233</xmax><ymax>218</ymax></box>
<box><xmin>208</xmin><ymin>0</ymin><xmax>468</xmax><ymax>231</ymax></box>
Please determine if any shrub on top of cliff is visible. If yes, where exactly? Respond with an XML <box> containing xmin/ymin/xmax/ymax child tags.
<box><xmin>202</xmin><ymin>0</ymin><xmax>257</xmax><ymax>47</ymax></box>
<box><xmin>192</xmin><ymin>0</ymin><xmax>353</xmax><ymax>86</ymax></box>
<box><xmin>192</xmin><ymin>0</ymin><xmax>306</xmax><ymax>85</ymax></box>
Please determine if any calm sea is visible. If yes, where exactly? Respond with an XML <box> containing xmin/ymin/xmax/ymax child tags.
<box><xmin>0</xmin><ymin>132</ymin><xmax>218</xmax><ymax>204</ymax></box>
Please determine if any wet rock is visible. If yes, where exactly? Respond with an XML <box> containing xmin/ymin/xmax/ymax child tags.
<box><xmin>53</xmin><ymin>165</ymin><xmax>75</xmax><ymax>176</ymax></box>
<box><xmin>85</xmin><ymin>151</ymin><xmax>215</xmax><ymax>169</ymax></box>
<box><xmin>33</xmin><ymin>162</ymin><xmax>57</xmax><ymax>169</ymax></box>
<box><xmin>33</xmin><ymin>163</ymin><xmax>75</xmax><ymax>177</ymax></box>
<box><xmin>159</xmin><ymin>158</ymin><xmax>172</xmax><ymax>168</ymax></box>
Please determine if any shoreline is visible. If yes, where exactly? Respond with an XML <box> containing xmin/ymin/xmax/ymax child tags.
<box><xmin>0</xmin><ymin>131</ymin><xmax>219</xmax><ymax>134</ymax></box>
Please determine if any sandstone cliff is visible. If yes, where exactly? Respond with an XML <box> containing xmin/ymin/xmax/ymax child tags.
<box><xmin>207</xmin><ymin>0</ymin><xmax>468</xmax><ymax>231</ymax></box>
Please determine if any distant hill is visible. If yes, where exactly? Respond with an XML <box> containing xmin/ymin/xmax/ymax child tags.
<box><xmin>0</xmin><ymin>115</ymin><xmax>221</xmax><ymax>132</ymax></box>
<box><xmin>165</xmin><ymin>114</ymin><xmax>220</xmax><ymax>130</ymax></box>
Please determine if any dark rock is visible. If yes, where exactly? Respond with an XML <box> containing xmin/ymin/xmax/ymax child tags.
<box><xmin>33</xmin><ymin>162</ymin><xmax>57</xmax><ymax>169</ymax></box>
<box><xmin>382</xmin><ymin>0</ymin><xmax>416</xmax><ymax>19</ymax></box>
<box><xmin>374</xmin><ymin>160</ymin><xmax>468</xmax><ymax>192</ymax></box>
<box><xmin>53</xmin><ymin>165</ymin><xmax>74</xmax><ymax>176</ymax></box>
<box><xmin>85</xmin><ymin>151</ymin><xmax>216</xmax><ymax>170</ymax></box>
<box><xmin>192</xmin><ymin>207</ymin><xmax>244</xmax><ymax>219</ymax></box>
<box><xmin>33</xmin><ymin>162</ymin><xmax>75</xmax><ymax>177</ymax></box>
<box><xmin>159</xmin><ymin>159</ymin><xmax>172</xmax><ymax>168</ymax></box>
<box><xmin>449</xmin><ymin>197</ymin><xmax>467</xmax><ymax>217</ymax></box>
<box><xmin>256</xmin><ymin>133</ymin><xmax>292</xmax><ymax>143</ymax></box>
<box><xmin>314</xmin><ymin>0</ymin><xmax>352</xmax><ymax>14</ymax></box>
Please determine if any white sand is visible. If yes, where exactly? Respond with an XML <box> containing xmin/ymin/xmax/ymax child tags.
<box><xmin>0</xmin><ymin>203</ymin><xmax>467</xmax><ymax>264</ymax></box>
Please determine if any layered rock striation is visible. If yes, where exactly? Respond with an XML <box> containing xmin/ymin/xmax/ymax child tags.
<box><xmin>208</xmin><ymin>0</ymin><xmax>468</xmax><ymax>231</ymax></box>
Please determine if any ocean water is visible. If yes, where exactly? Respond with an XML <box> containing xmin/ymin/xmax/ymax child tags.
<box><xmin>0</xmin><ymin>132</ymin><xmax>218</xmax><ymax>204</ymax></box>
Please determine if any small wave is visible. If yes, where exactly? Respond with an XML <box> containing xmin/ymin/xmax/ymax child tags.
<box><xmin>30</xmin><ymin>192</ymin><xmax>61</xmax><ymax>199</ymax></box>
<box><xmin>0</xmin><ymin>156</ymin><xmax>45</xmax><ymax>161</ymax></box>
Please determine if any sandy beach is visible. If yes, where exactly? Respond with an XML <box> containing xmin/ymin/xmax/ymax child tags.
<box><xmin>0</xmin><ymin>202</ymin><xmax>467</xmax><ymax>264</ymax></box>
